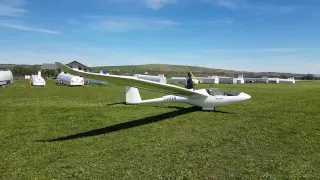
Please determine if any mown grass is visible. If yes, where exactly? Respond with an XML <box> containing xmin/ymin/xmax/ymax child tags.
<box><xmin>0</xmin><ymin>80</ymin><xmax>319</xmax><ymax>179</ymax></box>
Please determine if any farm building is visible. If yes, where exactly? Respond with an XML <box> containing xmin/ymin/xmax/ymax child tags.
<box><xmin>66</xmin><ymin>61</ymin><xmax>93</xmax><ymax>72</ymax></box>
<box><xmin>42</xmin><ymin>60</ymin><xmax>93</xmax><ymax>77</ymax></box>
<box><xmin>0</xmin><ymin>70</ymin><xmax>13</xmax><ymax>85</ymax></box>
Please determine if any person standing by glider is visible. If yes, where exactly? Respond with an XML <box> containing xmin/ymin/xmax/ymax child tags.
<box><xmin>185</xmin><ymin>72</ymin><xmax>195</xmax><ymax>90</ymax></box>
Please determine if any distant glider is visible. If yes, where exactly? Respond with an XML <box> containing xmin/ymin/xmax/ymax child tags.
<box><xmin>55</xmin><ymin>62</ymin><xmax>251</xmax><ymax>111</ymax></box>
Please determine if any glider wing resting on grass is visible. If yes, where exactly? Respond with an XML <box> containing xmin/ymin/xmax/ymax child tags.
<box><xmin>55</xmin><ymin>62</ymin><xmax>251</xmax><ymax>111</ymax></box>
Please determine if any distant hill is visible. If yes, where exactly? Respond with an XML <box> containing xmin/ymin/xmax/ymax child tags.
<box><xmin>92</xmin><ymin>64</ymin><xmax>243</xmax><ymax>75</ymax></box>
<box><xmin>0</xmin><ymin>63</ymin><xmax>310</xmax><ymax>78</ymax></box>
<box><xmin>92</xmin><ymin>64</ymin><xmax>305</xmax><ymax>78</ymax></box>
<box><xmin>0</xmin><ymin>64</ymin><xmax>41</xmax><ymax>68</ymax></box>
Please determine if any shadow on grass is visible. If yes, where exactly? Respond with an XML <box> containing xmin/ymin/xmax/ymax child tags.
<box><xmin>104</xmin><ymin>102</ymin><xmax>236</xmax><ymax>113</ymax></box>
<box><xmin>35</xmin><ymin>106</ymin><xmax>234</xmax><ymax>142</ymax></box>
<box><xmin>104</xmin><ymin>102</ymin><xmax>185</xmax><ymax>110</ymax></box>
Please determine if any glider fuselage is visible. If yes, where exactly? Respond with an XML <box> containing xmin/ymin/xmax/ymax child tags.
<box><xmin>126</xmin><ymin>87</ymin><xmax>251</xmax><ymax>111</ymax></box>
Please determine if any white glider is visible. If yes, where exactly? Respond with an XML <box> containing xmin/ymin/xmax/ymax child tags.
<box><xmin>55</xmin><ymin>62</ymin><xmax>251</xmax><ymax>111</ymax></box>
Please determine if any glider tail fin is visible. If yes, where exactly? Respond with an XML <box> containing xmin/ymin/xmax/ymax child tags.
<box><xmin>125</xmin><ymin>86</ymin><xmax>142</xmax><ymax>104</ymax></box>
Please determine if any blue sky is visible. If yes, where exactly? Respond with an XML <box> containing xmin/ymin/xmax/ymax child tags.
<box><xmin>0</xmin><ymin>0</ymin><xmax>319</xmax><ymax>73</ymax></box>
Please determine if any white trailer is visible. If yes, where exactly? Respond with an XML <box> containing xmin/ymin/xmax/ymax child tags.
<box><xmin>0</xmin><ymin>70</ymin><xmax>13</xmax><ymax>85</ymax></box>
<box><xmin>244</xmin><ymin>77</ymin><xmax>269</xmax><ymax>83</ymax></box>
<box><xmin>31</xmin><ymin>71</ymin><xmax>46</xmax><ymax>86</ymax></box>
<box><xmin>56</xmin><ymin>72</ymin><xmax>84</xmax><ymax>86</ymax></box>
<box><xmin>170</xmin><ymin>77</ymin><xmax>187</xmax><ymax>84</ymax></box>
<box><xmin>268</xmin><ymin>78</ymin><xmax>279</xmax><ymax>83</ymax></box>
<box><xmin>218</xmin><ymin>77</ymin><xmax>238</xmax><ymax>84</ymax></box>
<box><xmin>134</xmin><ymin>74</ymin><xmax>167</xmax><ymax>84</ymax></box>
<box><xmin>197</xmin><ymin>76</ymin><xmax>219</xmax><ymax>84</ymax></box>
<box><xmin>279</xmin><ymin>77</ymin><xmax>295</xmax><ymax>84</ymax></box>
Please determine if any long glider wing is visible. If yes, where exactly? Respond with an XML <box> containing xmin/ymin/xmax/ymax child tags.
<box><xmin>55</xmin><ymin>62</ymin><xmax>207</xmax><ymax>98</ymax></box>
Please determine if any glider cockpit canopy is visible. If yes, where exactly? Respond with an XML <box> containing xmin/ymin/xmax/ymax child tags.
<box><xmin>206</xmin><ymin>88</ymin><xmax>241</xmax><ymax>96</ymax></box>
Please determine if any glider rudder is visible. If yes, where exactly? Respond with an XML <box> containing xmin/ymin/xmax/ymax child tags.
<box><xmin>125</xmin><ymin>86</ymin><xmax>142</xmax><ymax>104</ymax></box>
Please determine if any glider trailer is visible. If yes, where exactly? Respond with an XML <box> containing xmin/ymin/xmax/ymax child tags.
<box><xmin>55</xmin><ymin>62</ymin><xmax>251</xmax><ymax>111</ymax></box>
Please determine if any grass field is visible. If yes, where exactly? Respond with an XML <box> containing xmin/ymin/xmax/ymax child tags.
<box><xmin>1</xmin><ymin>80</ymin><xmax>319</xmax><ymax>179</ymax></box>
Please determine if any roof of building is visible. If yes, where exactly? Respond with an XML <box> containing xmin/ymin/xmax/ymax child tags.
<box><xmin>66</xmin><ymin>60</ymin><xmax>92</xmax><ymax>71</ymax></box>
<box><xmin>41</xmin><ymin>61</ymin><xmax>93</xmax><ymax>71</ymax></box>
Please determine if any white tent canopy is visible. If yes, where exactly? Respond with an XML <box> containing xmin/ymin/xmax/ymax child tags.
<box><xmin>57</xmin><ymin>72</ymin><xmax>84</xmax><ymax>86</ymax></box>
<box><xmin>0</xmin><ymin>70</ymin><xmax>13</xmax><ymax>85</ymax></box>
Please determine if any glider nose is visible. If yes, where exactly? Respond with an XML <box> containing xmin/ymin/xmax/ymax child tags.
<box><xmin>238</xmin><ymin>92</ymin><xmax>251</xmax><ymax>100</ymax></box>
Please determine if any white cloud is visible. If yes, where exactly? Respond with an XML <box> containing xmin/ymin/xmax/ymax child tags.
<box><xmin>214</xmin><ymin>0</ymin><xmax>238</xmax><ymax>9</ymax></box>
<box><xmin>0</xmin><ymin>21</ymin><xmax>62</xmax><ymax>34</ymax></box>
<box><xmin>202</xmin><ymin>0</ymin><xmax>248</xmax><ymax>9</ymax></box>
<box><xmin>71</xmin><ymin>15</ymin><xmax>235</xmax><ymax>32</ymax></box>
<box><xmin>0</xmin><ymin>0</ymin><xmax>61</xmax><ymax>34</ymax></box>
<box><xmin>203</xmin><ymin>48</ymin><xmax>299</xmax><ymax>53</ymax></box>
<box><xmin>277</xmin><ymin>6</ymin><xmax>296</xmax><ymax>13</ymax></box>
<box><xmin>82</xmin><ymin>16</ymin><xmax>179</xmax><ymax>32</ymax></box>
<box><xmin>200</xmin><ymin>19</ymin><xmax>234</xmax><ymax>25</ymax></box>
<box><xmin>256</xmin><ymin>5</ymin><xmax>296</xmax><ymax>14</ymax></box>
<box><xmin>68</xmin><ymin>15</ymin><xmax>235</xmax><ymax>33</ymax></box>
<box><xmin>143</xmin><ymin>0</ymin><xmax>177</xmax><ymax>10</ymax></box>
<box><xmin>204</xmin><ymin>0</ymin><xmax>296</xmax><ymax>13</ymax></box>
<box><xmin>106</xmin><ymin>0</ymin><xmax>177</xmax><ymax>10</ymax></box>
<box><xmin>0</xmin><ymin>0</ymin><xmax>27</xmax><ymax>16</ymax></box>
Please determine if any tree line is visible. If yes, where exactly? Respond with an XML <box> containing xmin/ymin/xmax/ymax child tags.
<box><xmin>0</xmin><ymin>65</ymin><xmax>59</xmax><ymax>78</ymax></box>
<box><xmin>301</xmin><ymin>74</ymin><xmax>319</xmax><ymax>80</ymax></box>
<box><xmin>1</xmin><ymin>65</ymin><xmax>319</xmax><ymax>80</ymax></box>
